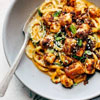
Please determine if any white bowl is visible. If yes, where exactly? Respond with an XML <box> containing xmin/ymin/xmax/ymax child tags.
<box><xmin>3</xmin><ymin>0</ymin><xmax>100</xmax><ymax>100</ymax></box>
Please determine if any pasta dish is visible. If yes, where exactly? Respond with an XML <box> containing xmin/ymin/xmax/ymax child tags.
<box><xmin>26</xmin><ymin>0</ymin><xmax>100</xmax><ymax>88</ymax></box>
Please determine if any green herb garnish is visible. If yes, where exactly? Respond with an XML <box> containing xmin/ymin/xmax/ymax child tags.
<box><xmin>65</xmin><ymin>60</ymin><xmax>68</xmax><ymax>64</ymax></box>
<box><xmin>53</xmin><ymin>11</ymin><xmax>61</xmax><ymax>17</ymax></box>
<box><xmin>72</xmin><ymin>55</ymin><xmax>86</xmax><ymax>62</ymax></box>
<box><xmin>70</xmin><ymin>24</ymin><xmax>77</xmax><ymax>34</ymax></box>
<box><xmin>55</xmin><ymin>37</ymin><xmax>65</xmax><ymax>41</ymax></box>
<box><xmin>97</xmin><ymin>27</ymin><xmax>100</xmax><ymax>31</ymax></box>
<box><xmin>72</xmin><ymin>55</ymin><xmax>80</xmax><ymax>60</ymax></box>
<box><xmin>77</xmin><ymin>38</ymin><xmax>83</xmax><ymax>46</ymax></box>
<box><xmin>54</xmin><ymin>31</ymin><xmax>65</xmax><ymax>41</ymax></box>
<box><xmin>37</xmin><ymin>9</ymin><xmax>43</xmax><ymax>17</ymax></box>
<box><xmin>74</xmin><ymin>83</ymin><xmax>78</xmax><ymax>86</ymax></box>
<box><xmin>85</xmin><ymin>50</ymin><xmax>92</xmax><ymax>55</ymax></box>
<box><xmin>50</xmin><ymin>49</ymin><xmax>54</xmax><ymax>53</ymax></box>
<box><xmin>54</xmin><ymin>31</ymin><xmax>62</xmax><ymax>38</ymax></box>
<box><xmin>47</xmin><ymin>49</ymin><xmax>54</xmax><ymax>53</ymax></box>
<box><xmin>54</xmin><ymin>62</ymin><xmax>62</xmax><ymax>66</ymax></box>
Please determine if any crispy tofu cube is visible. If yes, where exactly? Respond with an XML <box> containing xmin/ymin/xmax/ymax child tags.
<box><xmin>62</xmin><ymin>6</ymin><xmax>74</xmax><ymax>13</ymax></box>
<box><xmin>95</xmin><ymin>60</ymin><xmax>100</xmax><ymax>70</ymax></box>
<box><xmin>65</xmin><ymin>61</ymin><xmax>85</xmax><ymax>79</ymax></box>
<box><xmin>50</xmin><ymin>21</ymin><xmax>61</xmax><ymax>33</ymax></box>
<box><xmin>75</xmin><ymin>0</ymin><xmax>87</xmax><ymax>14</ymax></box>
<box><xmin>42</xmin><ymin>14</ymin><xmax>53</xmax><ymax>25</ymax></box>
<box><xmin>67</xmin><ymin>0</ymin><xmax>76</xmax><ymax>7</ymax></box>
<box><xmin>64</xmin><ymin>38</ymin><xmax>77</xmax><ymax>55</ymax></box>
<box><xmin>44</xmin><ymin>53</ymin><xmax>56</xmax><ymax>64</ymax></box>
<box><xmin>60</xmin><ymin>0</ymin><xmax>67</xmax><ymax>5</ymax></box>
<box><xmin>74</xmin><ymin>74</ymin><xmax>87</xmax><ymax>84</ymax></box>
<box><xmin>76</xmin><ymin>48</ymin><xmax>84</xmax><ymax>57</ymax></box>
<box><xmin>85</xmin><ymin>59</ymin><xmax>95</xmax><ymax>74</ymax></box>
<box><xmin>60</xmin><ymin>75</ymin><xmax>73</xmax><ymax>88</ymax></box>
<box><xmin>40</xmin><ymin>35</ymin><xmax>54</xmax><ymax>48</ymax></box>
<box><xmin>89</xmin><ymin>5</ymin><xmax>100</xmax><ymax>17</ymax></box>
<box><xmin>76</xmin><ymin>41</ymin><xmax>87</xmax><ymax>57</ymax></box>
<box><xmin>76</xmin><ymin>24</ymin><xmax>90</xmax><ymax>39</ymax></box>
<box><xmin>59</xmin><ymin>13</ymin><xmax>72</xmax><ymax>26</ymax></box>
<box><xmin>60</xmin><ymin>53</ymin><xmax>73</xmax><ymax>65</ymax></box>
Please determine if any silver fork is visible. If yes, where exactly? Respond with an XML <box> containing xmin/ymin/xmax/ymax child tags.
<box><xmin>0</xmin><ymin>8</ymin><xmax>37</xmax><ymax>97</ymax></box>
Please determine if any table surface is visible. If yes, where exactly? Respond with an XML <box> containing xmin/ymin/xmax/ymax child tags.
<box><xmin>0</xmin><ymin>0</ymin><xmax>100</xmax><ymax>100</ymax></box>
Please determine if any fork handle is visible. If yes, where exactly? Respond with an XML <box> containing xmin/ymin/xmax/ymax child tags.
<box><xmin>0</xmin><ymin>34</ymin><xmax>29</xmax><ymax>97</ymax></box>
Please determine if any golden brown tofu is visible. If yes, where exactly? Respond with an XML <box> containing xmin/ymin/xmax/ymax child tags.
<box><xmin>74</xmin><ymin>74</ymin><xmax>87</xmax><ymax>84</ymax></box>
<box><xmin>63</xmin><ymin>38</ymin><xmax>77</xmax><ymax>55</ymax></box>
<box><xmin>44</xmin><ymin>53</ymin><xmax>56</xmax><ymax>64</ymax></box>
<box><xmin>50</xmin><ymin>21</ymin><xmax>61</xmax><ymax>33</ymax></box>
<box><xmin>89</xmin><ymin>5</ymin><xmax>100</xmax><ymax>18</ymax></box>
<box><xmin>75</xmin><ymin>0</ymin><xmax>87</xmax><ymax>14</ymax></box>
<box><xmin>42</xmin><ymin>14</ymin><xmax>53</xmax><ymax>25</ymax></box>
<box><xmin>76</xmin><ymin>41</ymin><xmax>87</xmax><ymax>57</ymax></box>
<box><xmin>59</xmin><ymin>53</ymin><xmax>73</xmax><ymax>65</ymax></box>
<box><xmin>61</xmin><ymin>0</ymin><xmax>67</xmax><ymax>5</ymax></box>
<box><xmin>40</xmin><ymin>35</ymin><xmax>54</xmax><ymax>48</ymax></box>
<box><xmin>85</xmin><ymin>59</ymin><xmax>95</xmax><ymax>74</ymax></box>
<box><xmin>60</xmin><ymin>75</ymin><xmax>73</xmax><ymax>88</ymax></box>
<box><xmin>65</xmin><ymin>61</ymin><xmax>85</xmax><ymax>79</ymax></box>
<box><xmin>67</xmin><ymin>0</ymin><xmax>76</xmax><ymax>7</ymax></box>
<box><xmin>59</xmin><ymin>13</ymin><xmax>72</xmax><ymax>26</ymax></box>
<box><xmin>76</xmin><ymin>48</ymin><xmax>84</xmax><ymax>57</ymax></box>
<box><xmin>95</xmin><ymin>60</ymin><xmax>100</xmax><ymax>70</ymax></box>
<box><xmin>76</xmin><ymin>24</ymin><xmax>90</xmax><ymax>39</ymax></box>
<box><xmin>40</xmin><ymin>38</ymin><xmax>50</xmax><ymax>48</ymax></box>
<box><xmin>62</xmin><ymin>6</ymin><xmax>74</xmax><ymax>13</ymax></box>
<box><xmin>65</xmin><ymin>29</ymin><xmax>73</xmax><ymax>37</ymax></box>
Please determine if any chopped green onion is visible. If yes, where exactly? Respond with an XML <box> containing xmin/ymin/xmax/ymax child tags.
<box><xmin>56</xmin><ymin>37</ymin><xmax>62</xmax><ymax>41</ymax></box>
<box><xmin>85</xmin><ymin>50</ymin><xmax>92</xmax><ymax>55</ymax></box>
<box><xmin>54</xmin><ymin>31</ymin><xmax>62</xmax><ymax>38</ymax></box>
<box><xmin>55</xmin><ymin>37</ymin><xmax>65</xmax><ymax>41</ymax></box>
<box><xmin>54</xmin><ymin>31</ymin><xmax>65</xmax><ymax>41</ymax></box>
<box><xmin>77</xmin><ymin>38</ymin><xmax>83</xmax><ymax>46</ymax></box>
<box><xmin>72</xmin><ymin>55</ymin><xmax>80</xmax><ymax>60</ymax></box>
<box><xmin>37</xmin><ymin>9</ymin><xmax>43</xmax><ymax>17</ymax></box>
<box><xmin>97</xmin><ymin>27</ymin><xmax>100</xmax><ymax>31</ymax></box>
<box><xmin>74</xmin><ymin>83</ymin><xmax>78</xmax><ymax>86</ymax></box>
<box><xmin>65</xmin><ymin>60</ymin><xmax>68</xmax><ymax>63</ymax></box>
<box><xmin>47</xmin><ymin>49</ymin><xmax>54</xmax><ymax>53</ymax></box>
<box><xmin>54</xmin><ymin>62</ymin><xmax>62</xmax><ymax>66</ymax></box>
<box><xmin>70</xmin><ymin>24</ymin><xmax>77</xmax><ymax>34</ymax></box>
<box><xmin>72</xmin><ymin>55</ymin><xmax>86</xmax><ymax>62</ymax></box>
<box><xmin>53</xmin><ymin>11</ymin><xmax>61</xmax><ymax>17</ymax></box>
<box><xmin>50</xmin><ymin>49</ymin><xmax>54</xmax><ymax>53</ymax></box>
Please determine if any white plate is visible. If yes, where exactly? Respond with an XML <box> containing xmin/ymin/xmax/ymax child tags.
<box><xmin>2</xmin><ymin>0</ymin><xmax>100</xmax><ymax>100</ymax></box>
